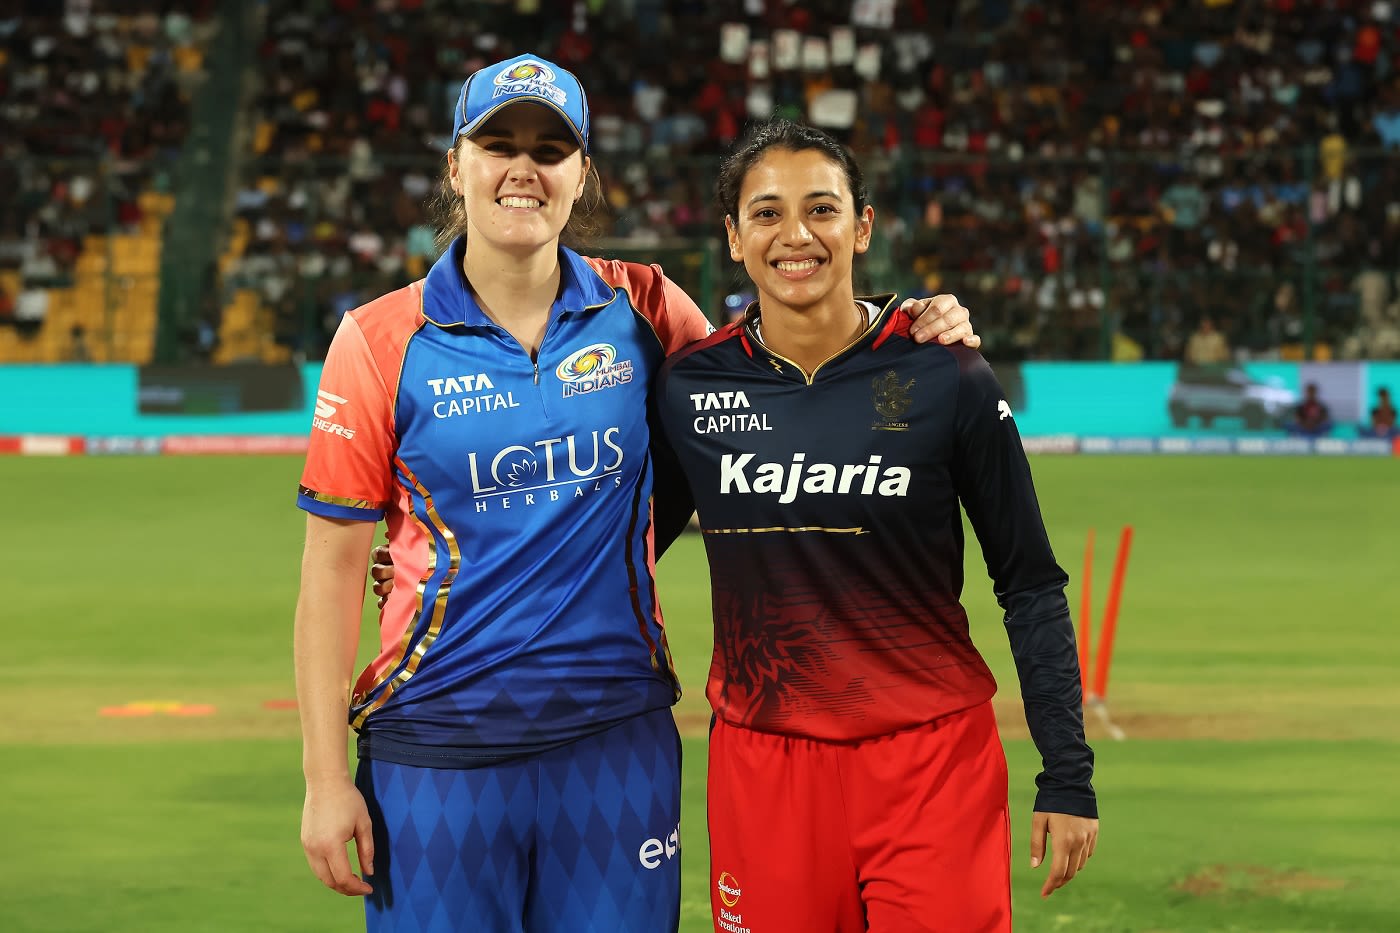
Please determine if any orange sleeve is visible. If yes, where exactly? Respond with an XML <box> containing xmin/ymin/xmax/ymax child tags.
<box><xmin>297</xmin><ymin>313</ymin><xmax>398</xmax><ymax>520</ymax></box>
<box><xmin>587</xmin><ymin>258</ymin><xmax>715</xmax><ymax>353</ymax></box>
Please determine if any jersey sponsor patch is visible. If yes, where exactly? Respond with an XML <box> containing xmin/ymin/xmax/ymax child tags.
<box><xmin>312</xmin><ymin>390</ymin><xmax>355</xmax><ymax>439</ymax></box>
<box><xmin>694</xmin><ymin>413</ymin><xmax>772</xmax><ymax>434</ymax></box>
<box><xmin>691</xmin><ymin>390</ymin><xmax>751</xmax><ymax>411</ymax></box>
<box><xmin>557</xmin><ymin>343</ymin><xmax>635</xmax><ymax>398</ymax></box>
<box><xmin>638</xmin><ymin>822</ymin><xmax>680</xmax><ymax>869</ymax></box>
<box><xmin>426</xmin><ymin>372</ymin><xmax>520</xmax><ymax>418</ymax></box>
<box><xmin>466</xmin><ymin>428</ymin><xmax>626</xmax><ymax>511</ymax></box>
<box><xmin>690</xmin><ymin>390</ymin><xmax>773</xmax><ymax>433</ymax></box>
<box><xmin>719</xmin><ymin>452</ymin><xmax>911</xmax><ymax>503</ymax></box>
<box><xmin>716</xmin><ymin>870</ymin><xmax>742</xmax><ymax>907</ymax></box>
<box><xmin>715</xmin><ymin>871</ymin><xmax>750</xmax><ymax>933</ymax></box>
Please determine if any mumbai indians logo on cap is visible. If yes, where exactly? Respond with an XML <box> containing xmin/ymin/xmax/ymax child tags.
<box><xmin>494</xmin><ymin>59</ymin><xmax>567</xmax><ymax>106</ymax></box>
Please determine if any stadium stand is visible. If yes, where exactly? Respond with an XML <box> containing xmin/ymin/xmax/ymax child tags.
<box><xmin>0</xmin><ymin>2</ymin><xmax>215</xmax><ymax>364</ymax></box>
<box><xmin>5</xmin><ymin>0</ymin><xmax>1400</xmax><ymax>364</ymax></box>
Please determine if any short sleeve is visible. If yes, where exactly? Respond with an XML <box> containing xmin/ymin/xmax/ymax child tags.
<box><xmin>649</xmin><ymin>265</ymin><xmax>715</xmax><ymax>353</ymax></box>
<box><xmin>297</xmin><ymin>313</ymin><xmax>396</xmax><ymax>521</ymax></box>
<box><xmin>585</xmin><ymin>257</ymin><xmax>714</xmax><ymax>353</ymax></box>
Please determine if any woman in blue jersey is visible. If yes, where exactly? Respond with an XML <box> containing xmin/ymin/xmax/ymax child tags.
<box><xmin>293</xmin><ymin>55</ymin><xmax>983</xmax><ymax>933</ymax></box>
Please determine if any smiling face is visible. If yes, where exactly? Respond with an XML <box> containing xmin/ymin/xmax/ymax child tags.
<box><xmin>449</xmin><ymin>102</ymin><xmax>590</xmax><ymax>255</ymax></box>
<box><xmin>725</xmin><ymin>146</ymin><xmax>873</xmax><ymax>318</ymax></box>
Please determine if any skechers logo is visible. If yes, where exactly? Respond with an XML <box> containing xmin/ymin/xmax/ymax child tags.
<box><xmin>313</xmin><ymin>390</ymin><xmax>355</xmax><ymax>439</ymax></box>
<box><xmin>719</xmin><ymin>453</ymin><xmax>910</xmax><ymax>503</ymax></box>
<box><xmin>314</xmin><ymin>390</ymin><xmax>346</xmax><ymax>419</ymax></box>
<box><xmin>638</xmin><ymin>823</ymin><xmax>680</xmax><ymax>869</ymax></box>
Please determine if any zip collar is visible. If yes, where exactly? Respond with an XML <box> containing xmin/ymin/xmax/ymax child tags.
<box><xmin>742</xmin><ymin>293</ymin><xmax>899</xmax><ymax>382</ymax></box>
<box><xmin>420</xmin><ymin>236</ymin><xmax>617</xmax><ymax>328</ymax></box>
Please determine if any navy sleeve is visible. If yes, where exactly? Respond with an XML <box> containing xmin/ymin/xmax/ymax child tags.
<box><xmin>648</xmin><ymin>387</ymin><xmax>695</xmax><ymax>560</ymax></box>
<box><xmin>949</xmin><ymin>348</ymin><xmax>1097</xmax><ymax>818</ymax></box>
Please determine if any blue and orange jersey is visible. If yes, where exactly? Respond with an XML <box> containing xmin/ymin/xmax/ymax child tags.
<box><xmin>655</xmin><ymin>297</ymin><xmax>1096</xmax><ymax>817</ymax></box>
<box><xmin>297</xmin><ymin>239</ymin><xmax>711</xmax><ymax>767</ymax></box>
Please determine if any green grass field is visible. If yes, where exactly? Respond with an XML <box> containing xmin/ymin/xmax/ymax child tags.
<box><xmin>2</xmin><ymin>455</ymin><xmax>1397</xmax><ymax>932</ymax></box>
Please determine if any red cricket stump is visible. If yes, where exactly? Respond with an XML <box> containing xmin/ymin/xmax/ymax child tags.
<box><xmin>1090</xmin><ymin>525</ymin><xmax>1134</xmax><ymax>702</ymax></box>
<box><xmin>1079</xmin><ymin>528</ymin><xmax>1094</xmax><ymax>695</ymax></box>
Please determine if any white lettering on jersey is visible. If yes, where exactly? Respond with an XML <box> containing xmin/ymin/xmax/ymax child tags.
<box><xmin>716</xmin><ymin>871</ymin><xmax>743</xmax><ymax>907</ymax></box>
<box><xmin>432</xmin><ymin>393</ymin><xmax>520</xmax><ymax>418</ymax></box>
<box><xmin>312</xmin><ymin>390</ymin><xmax>355</xmax><ymax>439</ymax></box>
<box><xmin>314</xmin><ymin>390</ymin><xmax>347</xmax><ymax>418</ymax></box>
<box><xmin>689</xmin><ymin>391</ymin><xmax>751</xmax><ymax>411</ymax></box>
<box><xmin>716</xmin><ymin>910</ymin><xmax>750</xmax><ymax>933</ymax></box>
<box><xmin>467</xmin><ymin>429</ymin><xmax>625</xmax><ymax>496</ymax></box>
<box><xmin>689</xmin><ymin>392</ymin><xmax>771</xmax><ymax>432</ymax></box>
<box><xmin>998</xmin><ymin>399</ymin><xmax>1013</xmax><ymax>421</ymax></box>
<box><xmin>693</xmin><ymin>414</ymin><xmax>772</xmax><ymax>434</ymax></box>
<box><xmin>427</xmin><ymin>374</ymin><xmax>496</xmax><ymax>395</ymax></box>
<box><xmin>427</xmin><ymin>374</ymin><xmax>518</xmax><ymax>418</ymax></box>
<box><xmin>719</xmin><ymin>452</ymin><xmax>910</xmax><ymax>503</ymax></box>
<box><xmin>561</xmin><ymin>362</ymin><xmax>633</xmax><ymax>398</ymax></box>
<box><xmin>638</xmin><ymin>823</ymin><xmax>681</xmax><ymax>870</ymax></box>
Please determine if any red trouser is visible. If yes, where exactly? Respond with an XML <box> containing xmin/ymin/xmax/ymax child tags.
<box><xmin>707</xmin><ymin>702</ymin><xmax>1011</xmax><ymax>933</ymax></box>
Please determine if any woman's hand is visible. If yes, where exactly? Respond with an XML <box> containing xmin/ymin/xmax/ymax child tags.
<box><xmin>370</xmin><ymin>544</ymin><xmax>394</xmax><ymax>609</ymax></box>
<box><xmin>301</xmin><ymin>776</ymin><xmax>376</xmax><ymax>897</ymax></box>
<box><xmin>903</xmin><ymin>294</ymin><xmax>981</xmax><ymax>349</ymax></box>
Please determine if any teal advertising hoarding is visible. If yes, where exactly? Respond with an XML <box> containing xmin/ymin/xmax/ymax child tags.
<box><xmin>1</xmin><ymin>362</ymin><xmax>1397</xmax><ymax>454</ymax></box>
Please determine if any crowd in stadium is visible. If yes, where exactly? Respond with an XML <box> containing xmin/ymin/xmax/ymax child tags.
<box><xmin>5</xmin><ymin>0</ymin><xmax>1400</xmax><ymax>364</ymax></box>
<box><xmin>0</xmin><ymin>2</ymin><xmax>214</xmax><ymax>352</ymax></box>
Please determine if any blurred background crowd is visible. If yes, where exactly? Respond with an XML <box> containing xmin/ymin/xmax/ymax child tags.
<box><xmin>4</xmin><ymin>0</ymin><xmax>1400</xmax><ymax>367</ymax></box>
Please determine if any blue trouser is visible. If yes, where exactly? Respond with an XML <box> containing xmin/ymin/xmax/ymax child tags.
<box><xmin>356</xmin><ymin>706</ymin><xmax>682</xmax><ymax>933</ymax></box>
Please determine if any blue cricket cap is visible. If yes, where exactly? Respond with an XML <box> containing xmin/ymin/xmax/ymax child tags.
<box><xmin>452</xmin><ymin>53</ymin><xmax>590</xmax><ymax>153</ymax></box>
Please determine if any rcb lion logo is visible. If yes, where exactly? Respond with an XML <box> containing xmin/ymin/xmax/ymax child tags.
<box><xmin>872</xmin><ymin>370</ymin><xmax>914</xmax><ymax>431</ymax></box>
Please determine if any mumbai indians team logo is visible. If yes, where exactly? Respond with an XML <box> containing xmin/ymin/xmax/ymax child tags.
<box><xmin>556</xmin><ymin>343</ymin><xmax>634</xmax><ymax>398</ymax></box>
<box><xmin>494</xmin><ymin>59</ymin><xmax>567</xmax><ymax>106</ymax></box>
<box><xmin>872</xmin><ymin>370</ymin><xmax>915</xmax><ymax>432</ymax></box>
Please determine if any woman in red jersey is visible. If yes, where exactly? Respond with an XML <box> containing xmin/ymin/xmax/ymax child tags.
<box><xmin>654</xmin><ymin>118</ymin><xmax>1099</xmax><ymax>932</ymax></box>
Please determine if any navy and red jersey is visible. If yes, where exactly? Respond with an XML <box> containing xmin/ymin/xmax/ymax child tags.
<box><xmin>297</xmin><ymin>238</ymin><xmax>711</xmax><ymax>768</ymax></box>
<box><xmin>655</xmin><ymin>296</ymin><xmax>1096</xmax><ymax>816</ymax></box>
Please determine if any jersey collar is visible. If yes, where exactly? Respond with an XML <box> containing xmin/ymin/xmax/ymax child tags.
<box><xmin>740</xmin><ymin>293</ymin><xmax>899</xmax><ymax>356</ymax></box>
<box><xmin>420</xmin><ymin>237</ymin><xmax>616</xmax><ymax>327</ymax></box>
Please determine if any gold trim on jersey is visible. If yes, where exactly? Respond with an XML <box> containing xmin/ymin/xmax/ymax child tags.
<box><xmin>298</xmin><ymin>487</ymin><xmax>386</xmax><ymax>511</ymax></box>
<box><xmin>746</xmin><ymin>294</ymin><xmax>897</xmax><ymax>385</ymax></box>
<box><xmin>702</xmin><ymin>526</ymin><xmax>871</xmax><ymax>535</ymax></box>
<box><xmin>350</xmin><ymin>460</ymin><xmax>460</xmax><ymax>728</ymax></box>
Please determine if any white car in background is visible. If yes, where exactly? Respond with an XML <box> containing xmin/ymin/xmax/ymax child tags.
<box><xmin>1167</xmin><ymin>366</ymin><xmax>1298</xmax><ymax>430</ymax></box>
